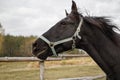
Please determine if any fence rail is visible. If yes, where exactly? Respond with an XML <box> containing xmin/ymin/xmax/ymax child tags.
<box><xmin>0</xmin><ymin>54</ymin><xmax>89</xmax><ymax>62</ymax></box>
<box><xmin>0</xmin><ymin>57</ymin><xmax>62</xmax><ymax>62</ymax></box>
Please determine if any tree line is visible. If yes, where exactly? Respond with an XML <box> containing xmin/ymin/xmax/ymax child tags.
<box><xmin>0</xmin><ymin>34</ymin><xmax>37</xmax><ymax>57</ymax></box>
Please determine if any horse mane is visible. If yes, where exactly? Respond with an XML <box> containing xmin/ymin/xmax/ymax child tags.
<box><xmin>84</xmin><ymin>16</ymin><xmax>120</xmax><ymax>45</ymax></box>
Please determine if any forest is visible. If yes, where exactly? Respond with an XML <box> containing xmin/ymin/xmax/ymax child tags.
<box><xmin>0</xmin><ymin>34</ymin><xmax>37</xmax><ymax>57</ymax></box>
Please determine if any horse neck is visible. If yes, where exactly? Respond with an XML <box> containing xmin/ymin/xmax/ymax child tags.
<box><xmin>77</xmin><ymin>26</ymin><xmax>120</xmax><ymax>79</ymax></box>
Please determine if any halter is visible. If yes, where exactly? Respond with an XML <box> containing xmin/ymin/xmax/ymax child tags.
<box><xmin>39</xmin><ymin>17</ymin><xmax>83</xmax><ymax>56</ymax></box>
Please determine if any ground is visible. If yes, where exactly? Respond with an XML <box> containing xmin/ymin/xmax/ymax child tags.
<box><xmin>0</xmin><ymin>57</ymin><xmax>105</xmax><ymax>80</ymax></box>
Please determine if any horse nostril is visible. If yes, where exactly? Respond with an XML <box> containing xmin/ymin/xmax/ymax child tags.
<box><xmin>33</xmin><ymin>47</ymin><xmax>36</xmax><ymax>50</ymax></box>
<box><xmin>33</xmin><ymin>47</ymin><xmax>40</xmax><ymax>52</ymax></box>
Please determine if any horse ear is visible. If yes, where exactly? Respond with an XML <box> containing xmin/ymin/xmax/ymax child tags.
<box><xmin>71</xmin><ymin>0</ymin><xmax>78</xmax><ymax>13</ymax></box>
<box><xmin>65</xmin><ymin>9</ymin><xmax>69</xmax><ymax>16</ymax></box>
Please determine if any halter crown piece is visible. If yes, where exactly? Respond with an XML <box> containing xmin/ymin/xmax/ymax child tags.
<box><xmin>39</xmin><ymin>17</ymin><xmax>83</xmax><ymax>56</ymax></box>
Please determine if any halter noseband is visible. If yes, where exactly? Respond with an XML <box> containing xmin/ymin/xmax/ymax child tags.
<box><xmin>39</xmin><ymin>17</ymin><xmax>83</xmax><ymax>56</ymax></box>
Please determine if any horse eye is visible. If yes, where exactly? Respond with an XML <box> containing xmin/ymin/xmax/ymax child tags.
<box><xmin>61</xmin><ymin>22</ymin><xmax>66</xmax><ymax>25</ymax></box>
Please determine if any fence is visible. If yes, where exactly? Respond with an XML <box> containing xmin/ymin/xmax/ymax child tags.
<box><xmin>0</xmin><ymin>54</ymin><xmax>89</xmax><ymax>80</ymax></box>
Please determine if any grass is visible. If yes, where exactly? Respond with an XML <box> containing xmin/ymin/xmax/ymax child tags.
<box><xmin>0</xmin><ymin>57</ymin><xmax>105</xmax><ymax>80</ymax></box>
<box><xmin>45</xmin><ymin>65</ymin><xmax>104</xmax><ymax>80</ymax></box>
<box><xmin>96</xmin><ymin>78</ymin><xmax>106</xmax><ymax>80</ymax></box>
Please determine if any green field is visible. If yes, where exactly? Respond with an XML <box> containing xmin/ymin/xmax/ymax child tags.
<box><xmin>0</xmin><ymin>57</ymin><xmax>105</xmax><ymax>80</ymax></box>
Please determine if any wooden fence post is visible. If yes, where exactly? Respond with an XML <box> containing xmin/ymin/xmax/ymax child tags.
<box><xmin>40</xmin><ymin>61</ymin><xmax>44</xmax><ymax>80</ymax></box>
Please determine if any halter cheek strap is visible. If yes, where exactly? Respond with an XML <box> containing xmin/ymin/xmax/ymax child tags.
<box><xmin>39</xmin><ymin>17</ymin><xmax>83</xmax><ymax>56</ymax></box>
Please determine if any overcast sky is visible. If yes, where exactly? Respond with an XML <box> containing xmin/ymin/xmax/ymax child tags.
<box><xmin>0</xmin><ymin>0</ymin><xmax>120</xmax><ymax>36</ymax></box>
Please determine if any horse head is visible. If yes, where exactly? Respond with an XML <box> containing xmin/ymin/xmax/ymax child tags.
<box><xmin>32</xmin><ymin>1</ymin><xmax>86</xmax><ymax>60</ymax></box>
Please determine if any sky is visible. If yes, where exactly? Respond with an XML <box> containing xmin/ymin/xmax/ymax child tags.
<box><xmin>0</xmin><ymin>0</ymin><xmax>120</xmax><ymax>36</ymax></box>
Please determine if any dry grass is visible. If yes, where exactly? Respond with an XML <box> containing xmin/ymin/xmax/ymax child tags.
<box><xmin>27</xmin><ymin>57</ymin><xmax>97</xmax><ymax>69</ymax></box>
<box><xmin>0</xmin><ymin>57</ymin><xmax>105</xmax><ymax>80</ymax></box>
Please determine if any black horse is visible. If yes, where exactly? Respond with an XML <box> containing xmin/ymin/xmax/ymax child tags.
<box><xmin>32</xmin><ymin>1</ymin><xmax>120</xmax><ymax>80</ymax></box>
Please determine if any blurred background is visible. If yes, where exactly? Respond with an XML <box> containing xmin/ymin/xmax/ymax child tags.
<box><xmin>0</xmin><ymin>0</ymin><xmax>119</xmax><ymax>80</ymax></box>
<box><xmin>0</xmin><ymin>0</ymin><xmax>120</xmax><ymax>57</ymax></box>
